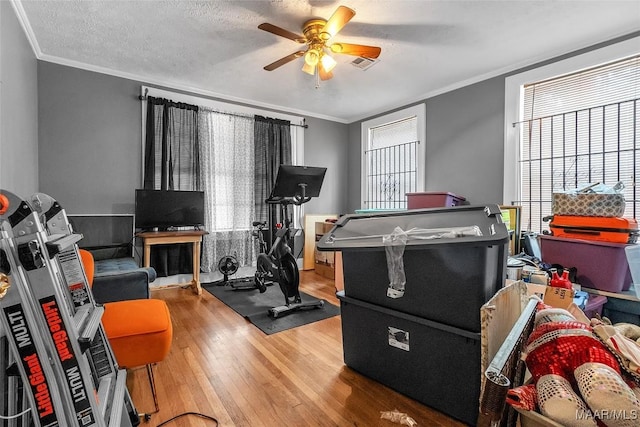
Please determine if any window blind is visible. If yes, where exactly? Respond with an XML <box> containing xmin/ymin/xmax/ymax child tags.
<box><xmin>371</xmin><ymin>117</ymin><xmax>418</xmax><ymax>149</ymax></box>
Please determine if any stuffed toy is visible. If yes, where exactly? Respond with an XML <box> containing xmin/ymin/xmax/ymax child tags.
<box><xmin>507</xmin><ymin>302</ymin><xmax>640</xmax><ymax>427</ymax></box>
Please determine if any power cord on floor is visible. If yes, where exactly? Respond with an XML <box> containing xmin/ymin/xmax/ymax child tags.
<box><xmin>155</xmin><ymin>411</ymin><xmax>219</xmax><ymax>426</ymax></box>
<box><xmin>0</xmin><ymin>407</ymin><xmax>32</xmax><ymax>420</ymax></box>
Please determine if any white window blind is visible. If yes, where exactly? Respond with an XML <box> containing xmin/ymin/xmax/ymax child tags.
<box><xmin>519</xmin><ymin>55</ymin><xmax>640</xmax><ymax>233</ymax></box>
<box><xmin>371</xmin><ymin>117</ymin><xmax>418</xmax><ymax>149</ymax></box>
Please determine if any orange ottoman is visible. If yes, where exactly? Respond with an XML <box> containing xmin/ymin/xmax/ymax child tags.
<box><xmin>102</xmin><ymin>298</ymin><xmax>172</xmax><ymax>367</ymax></box>
<box><xmin>101</xmin><ymin>298</ymin><xmax>173</xmax><ymax>418</ymax></box>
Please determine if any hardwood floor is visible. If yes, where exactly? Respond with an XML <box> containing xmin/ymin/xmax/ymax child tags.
<box><xmin>127</xmin><ymin>271</ymin><xmax>468</xmax><ymax>427</ymax></box>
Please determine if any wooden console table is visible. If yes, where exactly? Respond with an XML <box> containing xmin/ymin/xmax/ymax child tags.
<box><xmin>136</xmin><ymin>230</ymin><xmax>208</xmax><ymax>295</ymax></box>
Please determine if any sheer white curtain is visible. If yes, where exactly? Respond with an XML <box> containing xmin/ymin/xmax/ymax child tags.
<box><xmin>198</xmin><ymin>109</ymin><xmax>256</xmax><ymax>272</ymax></box>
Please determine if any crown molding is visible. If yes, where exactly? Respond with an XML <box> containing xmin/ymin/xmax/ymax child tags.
<box><xmin>10</xmin><ymin>0</ymin><xmax>41</xmax><ymax>57</ymax></box>
<box><xmin>43</xmin><ymin>53</ymin><xmax>350</xmax><ymax>124</ymax></box>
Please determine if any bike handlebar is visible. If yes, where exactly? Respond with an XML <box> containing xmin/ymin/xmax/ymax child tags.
<box><xmin>265</xmin><ymin>196</ymin><xmax>311</xmax><ymax>206</ymax></box>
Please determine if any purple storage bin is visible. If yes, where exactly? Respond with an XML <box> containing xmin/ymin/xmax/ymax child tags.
<box><xmin>540</xmin><ymin>235</ymin><xmax>632</xmax><ymax>293</ymax></box>
<box><xmin>583</xmin><ymin>295</ymin><xmax>608</xmax><ymax>319</ymax></box>
<box><xmin>406</xmin><ymin>192</ymin><xmax>466</xmax><ymax>209</ymax></box>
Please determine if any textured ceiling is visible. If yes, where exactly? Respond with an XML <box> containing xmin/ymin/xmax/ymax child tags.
<box><xmin>14</xmin><ymin>0</ymin><xmax>640</xmax><ymax>123</ymax></box>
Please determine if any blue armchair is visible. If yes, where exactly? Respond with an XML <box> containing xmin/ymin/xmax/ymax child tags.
<box><xmin>86</xmin><ymin>253</ymin><xmax>156</xmax><ymax>303</ymax></box>
<box><xmin>69</xmin><ymin>215</ymin><xmax>155</xmax><ymax>303</ymax></box>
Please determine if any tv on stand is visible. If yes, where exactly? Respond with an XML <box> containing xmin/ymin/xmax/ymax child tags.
<box><xmin>135</xmin><ymin>189</ymin><xmax>205</xmax><ymax>231</ymax></box>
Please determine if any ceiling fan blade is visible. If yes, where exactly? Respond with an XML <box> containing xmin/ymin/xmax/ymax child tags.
<box><xmin>330</xmin><ymin>43</ymin><xmax>381</xmax><ymax>59</ymax></box>
<box><xmin>258</xmin><ymin>23</ymin><xmax>306</xmax><ymax>43</ymax></box>
<box><xmin>321</xmin><ymin>6</ymin><xmax>355</xmax><ymax>39</ymax></box>
<box><xmin>319</xmin><ymin>66</ymin><xmax>333</xmax><ymax>81</ymax></box>
<box><xmin>264</xmin><ymin>51</ymin><xmax>306</xmax><ymax>71</ymax></box>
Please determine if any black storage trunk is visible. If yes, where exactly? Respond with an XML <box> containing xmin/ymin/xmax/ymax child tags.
<box><xmin>338</xmin><ymin>292</ymin><xmax>481</xmax><ymax>426</ymax></box>
<box><xmin>318</xmin><ymin>205</ymin><xmax>509</xmax><ymax>332</ymax></box>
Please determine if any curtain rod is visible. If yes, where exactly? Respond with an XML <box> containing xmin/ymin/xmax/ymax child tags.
<box><xmin>138</xmin><ymin>91</ymin><xmax>308</xmax><ymax>129</ymax></box>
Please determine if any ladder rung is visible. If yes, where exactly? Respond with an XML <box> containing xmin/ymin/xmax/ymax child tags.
<box><xmin>97</xmin><ymin>375</ymin><xmax>113</xmax><ymax>421</ymax></box>
<box><xmin>74</xmin><ymin>304</ymin><xmax>91</xmax><ymax>330</ymax></box>
<box><xmin>46</xmin><ymin>233</ymin><xmax>83</xmax><ymax>253</ymax></box>
<box><xmin>78</xmin><ymin>306</ymin><xmax>105</xmax><ymax>352</ymax></box>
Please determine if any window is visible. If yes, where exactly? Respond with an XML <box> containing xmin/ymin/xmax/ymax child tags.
<box><xmin>140</xmin><ymin>87</ymin><xmax>305</xmax><ymax>270</ymax></box>
<box><xmin>504</xmin><ymin>37</ymin><xmax>640</xmax><ymax>233</ymax></box>
<box><xmin>361</xmin><ymin>104</ymin><xmax>426</xmax><ymax>210</ymax></box>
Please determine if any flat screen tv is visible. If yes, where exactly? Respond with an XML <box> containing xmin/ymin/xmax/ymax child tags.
<box><xmin>135</xmin><ymin>189</ymin><xmax>205</xmax><ymax>231</ymax></box>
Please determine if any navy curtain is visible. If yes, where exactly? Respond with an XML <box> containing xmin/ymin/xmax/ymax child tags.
<box><xmin>253</xmin><ymin>115</ymin><xmax>292</xmax><ymax>251</ymax></box>
<box><xmin>144</xmin><ymin>96</ymin><xmax>199</xmax><ymax>276</ymax></box>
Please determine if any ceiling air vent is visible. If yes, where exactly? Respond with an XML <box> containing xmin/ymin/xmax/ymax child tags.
<box><xmin>350</xmin><ymin>56</ymin><xmax>378</xmax><ymax>70</ymax></box>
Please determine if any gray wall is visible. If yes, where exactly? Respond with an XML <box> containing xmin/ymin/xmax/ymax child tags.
<box><xmin>0</xmin><ymin>1</ymin><xmax>39</xmax><ymax>197</ymax></box>
<box><xmin>37</xmin><ymin>61</ymin><xmax>349</xmax><ymax>216</ymax></box>
<box><xmin>38</xmin><ymin>62</ymin><xmax>142</xmax><ymax>213</ymax></box>
<box><xmin>347</xmin><ymin>77</ymin><xmax>504</xmax><ymax>212</ymax></box>
<box><xmin>425</xmin><ymin>77</ymin><xmax>505</xmax><ymax>205</ymax></box>
<box><xmin>302</xmin><ymin>116</ymin><xmax>349</xmax><ymax>216</ymax></box>
<box><xmin>346</xmin><ymin>78</ymin><xmax>511</xmax><ymax>213</ymax></box>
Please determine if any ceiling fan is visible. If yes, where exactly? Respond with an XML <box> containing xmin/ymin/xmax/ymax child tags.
<box><xmin>258</xmin><ymin>5</ymin><xmax>381</xmax><ymax>82</ymax></box>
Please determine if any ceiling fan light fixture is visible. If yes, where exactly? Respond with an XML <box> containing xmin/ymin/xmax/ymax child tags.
<box><xmin>320</xmin><ymin>52</ymin><xmax>337</xmax><ymax>73</ymax></box>
<box><xmin>304</xmin><ymin>49</ymin><xmax>320</xmax><ymax>66</ymax></box>
<box><xmin>302</xmin><ymin>61</ymin><xmax>316</xmax><ymax>75</ymax></box>
<box><xmin>329</xmin><ymin>43</ymin><xmax>343</xmax><ymax>54</ymax></box>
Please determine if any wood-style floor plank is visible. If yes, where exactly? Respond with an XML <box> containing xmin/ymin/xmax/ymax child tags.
<box><xmin>126</xmin><ymin>271</ymin><xmax>468</xmax><ymax>427</ymax></box>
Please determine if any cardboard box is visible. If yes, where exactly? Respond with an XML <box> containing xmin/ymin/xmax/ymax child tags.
<box><xmin>314</xmin><ymin>261</ymin><xmax>334</xmax><ymax>280</ymax></box>
<box><xmin>314</xmin><ymin>221</ymin><xmax>336</xmax><ymax>279</ymax></box>
<box><xmin>544</xmin><ymin>286</ymin><xmax>576</xmax><ymax>309</ymax></box>
<box><xmin>526</xmin><ymin>283</ymin><xmax>575</xmax><ymax>309</ymax></box>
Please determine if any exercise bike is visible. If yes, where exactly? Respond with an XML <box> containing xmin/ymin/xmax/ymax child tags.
<box><xmin>253</xmin><ymin>165</ymin><xmax>327</xmax><ymax>318</ymax></box>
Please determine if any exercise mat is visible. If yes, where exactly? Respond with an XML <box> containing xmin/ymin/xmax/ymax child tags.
<box><xmin>202</xmin><ymin>280</ymin><xmax>340</xmax><ymax>334</ymax></box>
